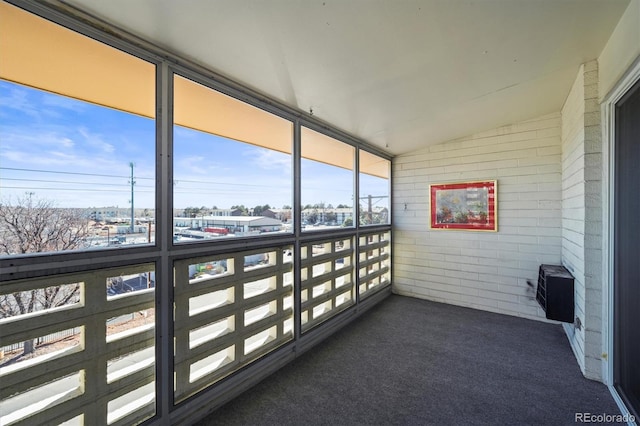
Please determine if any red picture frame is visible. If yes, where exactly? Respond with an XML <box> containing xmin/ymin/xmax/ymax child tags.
<box><xmin>429</xmin><ymin>180</ymin><xmax>497</xmax><ymax>231</ymax></box>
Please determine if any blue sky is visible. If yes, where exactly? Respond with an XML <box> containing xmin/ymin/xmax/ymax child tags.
<box><xmin>0</xmin><ymin>80</ymin><xmax>388</xmax><ymax>211</ymax></box>
<box><xmin>0</xmin><ymin>80</ymin><xmax>155</xmax><ymax>208</ymax></box>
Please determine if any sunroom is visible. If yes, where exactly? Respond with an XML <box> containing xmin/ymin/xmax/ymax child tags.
<box><xmin>0</xmin><ymin>0</ymin><xmax>638</xmax><ymax>425</ymax></box>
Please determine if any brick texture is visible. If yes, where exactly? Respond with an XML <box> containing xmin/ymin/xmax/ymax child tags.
<box><xmin>392</xmin><ymin>61</ymin><xmax>606</xmax><ymax>383</ymax></box>
<box><xmin>393</xmin><ymin>113</ymin><xmax>562</xmax><ymax>321</ymax></box>
<box><xmin>561</xmin><ymin>61</ymin><xmax>603</xmax><ymax>381</ymax></box>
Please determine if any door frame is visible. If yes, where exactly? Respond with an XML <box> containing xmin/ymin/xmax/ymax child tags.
<box><xmin>602</xmin><ymin>54</ymin><xmax>640</xmax><ymax>422</ymax></box>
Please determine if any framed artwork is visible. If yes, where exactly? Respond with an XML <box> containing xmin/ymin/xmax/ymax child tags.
<box><xmin>429</xmin><ymin>180</ymin><xmax>497</xmax><ymax>231</ymax></box>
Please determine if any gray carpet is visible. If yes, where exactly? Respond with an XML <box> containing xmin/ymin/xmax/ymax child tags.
<box><xmin>194</xmin><ymin>295</ymin><xmax>621</xmax><ymax>425</ymax></box>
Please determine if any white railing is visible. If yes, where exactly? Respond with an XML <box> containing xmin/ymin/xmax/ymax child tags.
<box><xmin>300</xmin><ymin>237</ymin><xmax>355</xmax><ymax>333</ymax></box>
<box><xmin>1</xmin><ymin>327</ymin><xmax>82</xmax><ymax>354</ymax></box>
<box><xmin>0</xmin><ymin>235</ymin><xmax>390</xmax><ymax>425</ymax></box>
<box><xmin>173</xmin><ymin>246</ymin><xmax>294</xmax><ymax>402</ymax></box>
<box><xmin>359</xmin><ymin>231</ymin><xmax>391</xmax><ymax>299</ymax></box>
<box><xmin>0</xmin><ymin>264</ymin><xmax>155</xmax><ymax>426</ymax></box>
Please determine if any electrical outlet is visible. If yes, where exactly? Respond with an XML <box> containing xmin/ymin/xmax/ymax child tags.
<box><xmin>574</xmin><ymin>316</ymin><xmax>582</xmax><ymax>330</ymax></box>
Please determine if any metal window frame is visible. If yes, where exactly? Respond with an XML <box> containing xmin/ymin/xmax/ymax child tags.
<box><xmin>0</xmin><ymin>1</ymin><xmax>394</xmax><ymax>424</ymax></box>
<box><xmin>601</xmin><ymin>54</ymin><xmax>640</xmax><ymax>421</ymax></box>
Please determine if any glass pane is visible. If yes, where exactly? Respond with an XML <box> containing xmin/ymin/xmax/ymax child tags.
<box><xmin>0</xmin><ymin>7</ymin><xmax>156</xmax><ymax>256</ymax></box>
<box><xmin>359</xmin><ymin>150</ymin><xmax>390</xmax><ymax>225</ymax></box>
<box><xmin>301</xmin><ymin>127</ymin><xmax>354</xmax><ymax>230</ymax></box>
<box><xmin>173</xmin><ymin>75</ymin><xmax>293</xmax><ymax>242</ymax></box>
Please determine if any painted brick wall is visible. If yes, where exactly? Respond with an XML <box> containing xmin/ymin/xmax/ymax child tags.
<box><xmin>561</xmin><ymin>64</ymin><xmax>587</xmax><ymax>374</ymax></box>
<box><xmin>583</xmin><ymin>60</ymin><xmax>603</xmax><ymax>381</ymax></box>
<box><xmin>561</xmin><ymin>61</ymin><xmax>603</xmax><ymax>381</ymax></box>
<box><xmin>393</xmin><ymin>113</ymin><xmax>562</xmax><ymax>320</ymax></box>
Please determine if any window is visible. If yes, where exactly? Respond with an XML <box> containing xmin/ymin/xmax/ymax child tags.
<box><xmin>0</xmin><ymin>3</ymin><xmax>393</xmax><ymax>425</ymax></box>
<box><xmin>172</xmin><ymin>75</ymin><xmax>293</xmax><ymax>241</ymax></box>
<box><xmin>0</xmin><ymin>2</ymin><xmax>156</xmax><ymax>256</ymax></box>
<box><xmin>301</xmin><ymin>127</ymin><xmax>355</xmax><ymax>230</ymax></box>
<box><xmin>359</xmin><ymin>151</ymin><xmax>390</xmax><ymax>225</ymax></box>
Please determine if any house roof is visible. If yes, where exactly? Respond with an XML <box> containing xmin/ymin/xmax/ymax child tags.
<box><xmin>177</xmin><ymin>216</ymin><xmax>283</xmax><ymax>226</ymax></box>
<box><xmin>56</xmin><ymin>0</ymin><xmax>631</xmax><ymax>154</ymax></box>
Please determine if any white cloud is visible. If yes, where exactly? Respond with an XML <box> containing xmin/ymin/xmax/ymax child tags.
<box><xmin>78</xmin><ymin>127</ymin><xmax>115</xmax><ymax>153</ymax></box>
<box><xmin>243</xmin><ymin>147</ymin><xmax>292</xmax><ymax>171</ymax></box>
<box><xmin>174</xmin><ymin>125</ymin><xmax>200</xmax><ymax>139</ymax></box>
<box><xmin>180</xmin><ymin>155</ymin><xmax>206</xmax><ymax>164</ymax></box>
<box><xmin>61</xmin><ymin>137</ymin><xmax>74</xmax><ymax>148</ymax></box>
<box><xmin>0</xmin><ymin>81</ymin><xmax>156</xmax><ymax>208</ymax></box>
<box><xmin>0</xmin><ymin>126</ymin><xmax>75</xmax><ymax>152</ymax></box>
<box><xmin>175</xmin><ymin>155</ymin><xmax>213</xmax><ymax>176</ymax></box>
<box><xmin>0</xmin><ymin>85</ymin><xmax>39</xmax><ymax>118</ymax></box>
<box><xmin>1</xmin><ymin>149</ymin><xmax>26</xmax><ymax>162</ymax></box>
<box><xmin>41</xmin><ymin>94</ymin><xmax>87</xmax><ymax>112</ymax></box>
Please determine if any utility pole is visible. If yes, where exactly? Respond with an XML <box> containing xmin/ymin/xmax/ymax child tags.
<box><xmin>129</xmin><ymin>162</ymin><xmax>135</xmax><ymax>234</ymax></box>
<box><xmin>359</xmin><ymin>194</ymin><xmax>388</xmax><ymax>224</ymax></box>
<box><xmin>24</xmin><ymin>191</ymin><xmax>35</xmax><ymax>209</ymax></box>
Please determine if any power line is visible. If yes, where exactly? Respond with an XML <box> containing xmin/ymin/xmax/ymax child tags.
<box><xmin>0</xmin><ymin>186</ymin><xmax>154</xmax><ymax>193</ymax></box>
<box><xmin>2</xmin><ymin>168</ymin><xmax>288</xmax><ymax>190</ymax></box>
<box><xmin>358</xmin><ymin>195</ymin><xmax>388</xmax><ymax>208</ymax></box>
<box><xmin>0</xmin><ymin>177</ymin><xmax>154</xmax><ymax>188</ymax></box>
<box><xmin>1</xmin><ymin>183</ymin><xmax>355</xmax><ymax>195</ymax></box>
<box><xmin>2</xmin><ymin>167</ymin><xmax>356</xmax><ymax>193</ymax></box>
<box><xmin>1</xmin><ymin>175</ymin><xmax>269</xmax><ymax>190</ymax></box>
<box><xmin>0</xmin><ymin>166</ymin><xmax>154</xmax><ymax>180</ymax></box>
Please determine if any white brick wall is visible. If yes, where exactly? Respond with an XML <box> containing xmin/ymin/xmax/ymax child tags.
<box><xmin>392</xmin><ymin>61</ymin><xmax>607</xmax><ymax>383</ymax></box>
<box><xmin>561</xmin><ymin>61</ymin><xmax>603</xmax><ymax>381</ymax></box>
<box><xmin>393</xmin><ymin>113</ymin><xmax>562</xmax><ymax>320</ymax></box>
<box><xmin>561</xmin><ymin>64</ymin><xmax>587</xmax><ymax>375</ymax></box>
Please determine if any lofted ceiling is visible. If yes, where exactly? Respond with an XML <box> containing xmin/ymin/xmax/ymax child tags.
<box><xmin>61</xmin><ymin>0</ymin><xmax>629</xmax><ymax>155</ymax></box>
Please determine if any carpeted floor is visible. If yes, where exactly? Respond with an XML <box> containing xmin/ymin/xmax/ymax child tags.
<box><xmin>194</xmin><ymin>295</ymin><xmax>621</xmax><ymax>425</ymax></box>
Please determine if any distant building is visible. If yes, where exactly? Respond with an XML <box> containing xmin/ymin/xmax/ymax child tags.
<box><xmin>210</xmin><ymin>208</ymin><xmax>244</xmax><ymax>216</ymax></box>
<box><xmin>301</xmin><ymin>207</ymin><xmax>353</xmax><ymax>225</ymax></box>
<box><xmin>270</xmin><ymin>208</ymin><xmax>292</xmax><ymax>223</ymax></box>
<box><xmin>259</xmin><ymin>209</ymin><xmax>276</xmax><ymax>219</ymax></box>
<box><xmin>90</xmin><ymin>207</ymin><xmax>120</xmax><ymax>222</ymax></box>
<box><xmin>360</xmin><ymin>206</ymin><xmax>389</xmax><ymax>224</ymax></box>
<box><xmin>174</xmin><ymin>215</ymin><xmax>283</xmax><ymax>235</ymax></box>
<box><xmin>89</xmin><ymin>207</ymin><xmax>154</xmax><ymax>224</ymax></box>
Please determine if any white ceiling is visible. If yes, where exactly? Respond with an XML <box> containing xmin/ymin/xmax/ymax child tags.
<box><xmin>62</xmin><ymin>0</ymin><xmax>629</xmax><ymax>155</ymax></box>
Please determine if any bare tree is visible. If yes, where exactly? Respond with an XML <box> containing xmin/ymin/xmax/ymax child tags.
<box><xmin>0</xmin><ymin>194</ymin><xmax>89</xmax><ymax>355</ymax></box>
<box><xmin>0</xmin><ymin>284</ymin><xmax>81</xmax><ymax>354</ymax></box>
<box><xmin>0</xmin><ymin>194</ymin><xmax>90</xmax><ymax>254</ymax></box>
